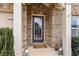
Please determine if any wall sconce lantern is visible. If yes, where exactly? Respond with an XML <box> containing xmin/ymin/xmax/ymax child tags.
<box><xmin>24</xmin><ymin>48</ymin><xmax>29</xmax><ymax>56</ymax></box>
<box><xmin>58</xmin><ymin>48</ymin><xmax>63</xmax><ymax>56</ymax></box>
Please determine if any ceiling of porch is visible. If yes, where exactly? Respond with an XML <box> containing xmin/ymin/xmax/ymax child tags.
<box><xmin>23</xmin><ymin>3</ymin><xmax>65</xmax><ymax>10</ymax></box>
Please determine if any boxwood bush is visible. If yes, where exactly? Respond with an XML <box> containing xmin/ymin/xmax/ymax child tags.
<box><xmin>0</xmin><ymin>28</ymin><xmax>15</xmax><ymax>56</ymax></box>
<box><xmin>72</xmin><ymin>37</ymin><xmax>79</xmax><ymax>56</ymax></box>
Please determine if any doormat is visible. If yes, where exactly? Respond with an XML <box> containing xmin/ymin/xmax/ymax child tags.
<box><xmin>33</xmin><ymin>45</ymin><xmax>47</xmax><ymax>48</ymax></box>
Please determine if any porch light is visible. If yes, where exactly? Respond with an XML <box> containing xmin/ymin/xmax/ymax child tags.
<box><xmin>58</xmin><ymin>48</ymin><xmax>63</xmax><ymax>56</ymax></box>
<box><xmin>25</xmin><ymin>49</ymin><xmax>29</xmax><ymax>53</ymax></box>
<box><xmin>59</xmin><ymin>48</ymin><xmax>62</xmax><ymax>51</ymax></box>
<box><xmin>24</xmin><ymin>49</ymin><xmax>29</xmax><ymax>56</ymax></box>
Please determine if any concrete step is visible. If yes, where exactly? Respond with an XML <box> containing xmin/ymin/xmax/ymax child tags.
<box><xmin>28</xmin><ymin>46</ymin><xmax>59</xmax><ymax>56</ymax></box>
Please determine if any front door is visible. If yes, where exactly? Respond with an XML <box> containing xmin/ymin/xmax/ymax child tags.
<box><xmin>32</xmin><ymin>15</ymin><xmax>44</xmax><ymax>43</ymax></box>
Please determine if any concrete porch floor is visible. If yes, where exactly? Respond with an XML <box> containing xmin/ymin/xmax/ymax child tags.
<box><xmin>27</xmin><ymin>46</ymin><xmax>59</xmax><ymax>56</ymax></box>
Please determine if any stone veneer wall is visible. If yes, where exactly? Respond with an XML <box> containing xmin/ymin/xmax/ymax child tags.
<box><xmin>22</xmin><ymin>4</ymin><xmax>65</xmax><ymax>48</ymax></box>
<box><xmin>27</xmin><ymin>4</ymin><xmax>52</xmax><ymax>46</ymax></box>
<box><xmin>22</xmin><ymin>6</ymin><xmax>27</xmax><ymax>49</ymax></box>
<box><xmin>72</xmin><ymin>4</ymin><xmax>79</xmax><ymax>15</ymax></box>
<box><xmin>51</xmin><ymin>8</ymin><xmax>64</xmax><ymax>48</ymax></box>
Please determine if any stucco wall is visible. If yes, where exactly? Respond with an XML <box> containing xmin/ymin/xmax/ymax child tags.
<box><xmin>0</xmin><ymin>12</ymin><xmax>13</xmax><ymax>28</ymax></box>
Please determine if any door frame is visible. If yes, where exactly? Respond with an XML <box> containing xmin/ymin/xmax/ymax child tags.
<box><xmin>31</xmin><ymin>14</ymin><xmax>45</xmax><ymax>44</ymax></box>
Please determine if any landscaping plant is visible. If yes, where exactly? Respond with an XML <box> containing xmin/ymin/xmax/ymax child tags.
<box><xmin>0</xmin><ymin>28</ymin><xmax>15</xmax><ymax>56</ymax></box>
<box><xmin>72</xmin><ymin>37</ymin><xmax>79</xmax><ymax>56</ymax></box>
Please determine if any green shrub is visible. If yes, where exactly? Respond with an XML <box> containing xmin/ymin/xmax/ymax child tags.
<box><xmin>72</xmin><ymin>37</ymin><xmax>79</xmax><ymax>56</ymax></box>
<box><xmin>0</xmin><ymin>28</ymin><xmax>15</xmax><ymax>56</ymax></box>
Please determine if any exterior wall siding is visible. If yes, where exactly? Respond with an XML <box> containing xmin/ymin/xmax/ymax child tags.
<box><xmin>0</xmin><ymin>12</ymin><xmax>13</xmax><ymax>28</ymax></box>
<box><xmin>52</xmin><ymin>9</ymin><xmax>63</xmax><ymax>48</ymax></box>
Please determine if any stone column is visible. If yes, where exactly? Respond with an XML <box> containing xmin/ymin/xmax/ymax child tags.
<box><xmin>62</xmin><ymin>3</ymin><xmax>71</xmax><ymax>56</ymax></box>
<box><xmin>22</xmin><ymin>5</ymin><xmax>27</xmax><ymax>49</ymax></box>
<box><xmin>14</xmin><ymin>3</ymin><xmax>23</xmax><ymax>56</ymax></box>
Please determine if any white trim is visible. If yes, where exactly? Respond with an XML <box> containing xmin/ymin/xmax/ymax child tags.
<box><xmin>14</xmin><ymin>3</ymin><xmax>23</xmax><ymax>56</ymax></box>
<box><xmin>62</xmin><ymin>4</ymin><xmax>71</xmax><ymax>56</ymax></box>
<box><xmin>31</xmin><ymin>14</ymin><xmax>45</xmax><ymax>45</ymax></box>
